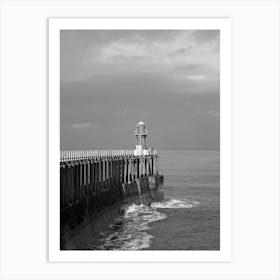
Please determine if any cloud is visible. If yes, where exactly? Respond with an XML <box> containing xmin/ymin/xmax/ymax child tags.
<box><xmin>187</xmin><ymin>75</ymin><xmax>207</xmax><ymax>81</ymax></box>
<box><xmin>169</xmin><ymin>46</ymin><xmax>192</xmax><ymax>57</ymax></box>
<box><xmin>192</xmin><ymin>30</ymin><xmax>219</xmax><ymax>44</ymax></box>
<box><xmin>196</xmin><ymin>109</ymin><xmax>220</xmax><ymax>118</ymax></box>
<box><xmin>95</xmin><ymin>31</ymin><xmax>216</xmax><ymax>68</ymax></box>
<box><xmin>120</xmin><ymin>109</ymin><xmax>129</xmax><ymax>115</ymax></box>
<box><xmin>60</xmin><ymin>30</ymin><xmax>220</xmax><ymax>150</ymax></box>
<box><xmin>208</xmin><ymin>110</ymin><xmax>220</xmax><ymax>118</ymax></box>
<box><xmin>72</xmin><ymin>122</ymin><xmax>94</xmax><ymax>129</ymax></box>
<box><xmin>61</xmin><ymin>31</ymin><xmax>219</xmax><ymax>82</ymax></box>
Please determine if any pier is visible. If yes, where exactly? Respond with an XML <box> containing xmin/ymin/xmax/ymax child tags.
<box><xmin>60</xmin><ymin>121</ymin><xmax>164</xmax><ymax>249</ymax></box>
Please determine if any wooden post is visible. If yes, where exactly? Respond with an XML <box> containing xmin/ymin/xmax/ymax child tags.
<box><xmin>87</xmin><ymin>160</ymin><xmax>91</xmax><ymax>193</ymax></box>
<box><xmin>129</xmin><ymin>158</ymin><xmax>131</xmax><ymax>181</ymax></box>
<box><xmin>126</xmin><ymin>158</ymin><xmax>129</xmax><ymax>182</ymax></box>
<box><xmin>95</xmin><ymin>159</ymin><xmax>99</xmax><ymax>192</ymax></box>
<box><xmin>94</xmin><ymin>160</ymin><xmax>97</xmax><ymax>192</ymax></box>
<box><xmin>120</xmin><ymin>158</ymin><xmax>123</xmax><ymax>183</ymax></box>
<box><xmin>144</xmin><ymin>157</ymin><xmax>147</xmax><ymax>176</ymax></box>
<box><xmin>89</xmin><ymin>160</ymin><xmax>94</xmax><ymax>193</ymax></box>
<box><xmin>141</xmin><ymin>157</ymin><xmax>143</xmax><ymax>177</ymax></box>
<box><xmin>76</xmin><ymin>161</ymin><xmax>80</xmax><ymax>199</ymax></box>
<box><xmin>130</xmin><ymin>158</ymin><xmax>134</xmax><ymax>181</ymax></box>
<box><xmin>137</xmin><ymin>158</ymin><xmax>140</xmax><ymax>178</ymax></box>
<box><xmin>60</xmin><ymin>166</ymin><xmax>65</xmax><ymax>208</ymax></box>
<box><xmin>99</xmin><ymin>159</ymin><xmax>102</xmax><ymax>183</ymax></box>
<box><xmin>123</xmin><ymin>158</ymin><xmax>126</xmax><ymax>183</ymax></box>
<box><xmin>104</xmin><ymin>159</ymin><xmax>107</xmax><ymax>182</ymax></box>
<box><xmin>156</xmin><ymin>156</ymin><xmax>159</xmax><ymax>175</ymax></box>
<box><xmin>118</xmin><ymin>158</ymin><xmax>121</xmax><ymax>183</ymax></box>
<box><xmin>101</xmin><ymin>158</ymin><xmax>105</xmax><ymax>188</ymax></box>
<box><xmin>108</xmin><ymin>158</ymin><xmax>112</xmax><ymax>182</ymax></box>
<box><xmin>124</xmin><ymin>158</ymin><xmax>127</xmax><ymax>183</ymax></box>
<box><xmin>68</xmin><ymin>165</ymin><xmax>72</xmax><ymax>204</ymax></box>
<box><xmin>74</xmin><ymin>163</ymin><xmax>78</xmax><ymax>201</ymax></box>
<box><xmin>135</xmin><ymin>158</ymin><xmax>137</xmax><ymax>178</ymax></box>
<box><xmin>102</xmin><ymin>159</ymin><xmax>105</xmax><ymax>182</ymax></box>
<box><xmin>84</xmin><ymin>161</ymin><xmax>87</xmax><ymax>195</ymax></box>
<box><xmin>117</xmin><ymin>158</ymin><xmax>120</xmax><ymax>184</ymax></box>
<box><xmin>104</xmin><ymin>158</ymin><xmax>106</xmax><ymax>187</ymax></box>
<box><xmin>66</xmin><ymin>165</ymin><xmax>70</xmax><ymax>204</ymax></box>
<box><xmin>112</xmin><ymin>158</ymin><xmax>115</xmax><ymax>183</ymax></box>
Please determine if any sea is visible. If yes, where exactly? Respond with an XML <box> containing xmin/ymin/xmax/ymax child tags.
<box><xmin>89</xmin><ymin>150</ymin><xmax>220</xmax><ymax>250</ymax></box>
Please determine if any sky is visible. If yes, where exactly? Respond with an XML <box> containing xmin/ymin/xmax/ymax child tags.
<box><xmin>60</xmin><ymin>30</ymin><xmax>220</xmax><ymax>150</ymax></box>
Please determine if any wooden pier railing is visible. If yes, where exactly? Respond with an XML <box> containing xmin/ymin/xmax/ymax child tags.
<box><xmin>60</xmin><ymin>149</ymin><xmax>158</xmax><ymax>162</ymax></box>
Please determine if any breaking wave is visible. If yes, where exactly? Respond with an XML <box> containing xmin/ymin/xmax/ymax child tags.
<box><xmin>152</xmin><ymin>198</ymin><xmax>200</xmax><ymax>209</ymax></box>
<box><xmin>89</xmin><ymin>204</ymin><xmax>166</xmax><ymax>250</ymax></box>
<box><xmin>89</xmin><ymin>198</ymin><xmax>200</xmax><ymax>250</ymax></box>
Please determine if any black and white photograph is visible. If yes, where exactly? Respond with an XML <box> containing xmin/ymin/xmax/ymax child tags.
<box><xmin>1</xmin><ymin>0</ymin><xmax>280</xmax><ymax>279</ymax></box>
<box><xmin>2</xmin><ymin>1</ymin><xmax>280</xmax><ymax>279</ymax></box>
<box><xmin>59</xmin><ymin>27</ymin><xmax>221</xmax><ymax>251</ymax></box>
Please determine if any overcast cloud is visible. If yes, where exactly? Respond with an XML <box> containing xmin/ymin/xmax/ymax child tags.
<box><xmin>60</xmin><ymin>30</ymin><xmax>220</xmax><ymax>150</ymax></box>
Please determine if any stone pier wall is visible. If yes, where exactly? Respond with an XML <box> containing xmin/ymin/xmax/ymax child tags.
<box><xmin>60</xmin><ymin>152</ymin><xmax>163</xmax><ymax>250</ymax></box>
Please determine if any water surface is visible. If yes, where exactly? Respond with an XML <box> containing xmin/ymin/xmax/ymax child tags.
<box><xmin>90</xmin><ymin>150</ymin><xmax>220</xmax><ymax>250</ymax></box>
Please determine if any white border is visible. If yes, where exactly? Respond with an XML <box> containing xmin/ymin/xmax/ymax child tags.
<box><xmin>49</xmin><ymin>18</ymin><xmax>231</xmax><ymax>262</ymax></box>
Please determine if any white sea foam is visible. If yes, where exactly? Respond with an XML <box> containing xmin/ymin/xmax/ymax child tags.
<box><xmin>91</xmin><ymin>204</ymin><xmax>167</xmax><ymax>250</ymax></box>
<box><xmin>90</xmin><ymin>199</ymin><xmax>200</xmax><ymax>250</ymax></box>
<box><xmin>152</xmin><ymin>198</ymin><xmax>200</xmax><ymax>209</ymax></box>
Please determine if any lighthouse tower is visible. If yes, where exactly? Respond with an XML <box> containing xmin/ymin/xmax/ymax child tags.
<box><xmin>134</xmin><ymin>121</ymin><xmax>150</xmax><ymax>156</ymax></box>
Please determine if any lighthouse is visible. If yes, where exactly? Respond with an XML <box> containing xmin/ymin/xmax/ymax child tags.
<box><xmin>134</xmin><ymin>121</ymin><xmax>151</xmax><ymax>156</ymax></box>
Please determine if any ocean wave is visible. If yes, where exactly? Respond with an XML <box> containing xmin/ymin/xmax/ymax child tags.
<box><xmin>89</xmin><ymin>204</ymin><xmax>166</xmax><ymax>250</ymax></box>
<box><xmin>152</xmin><ymin>198</ymin><xmax>200</xmax><ymax>209</ymax></box>
<box><xmin>89</xmin><ymin>199</ymin><xmax>200</xmax><ymax>250</ymax></box>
